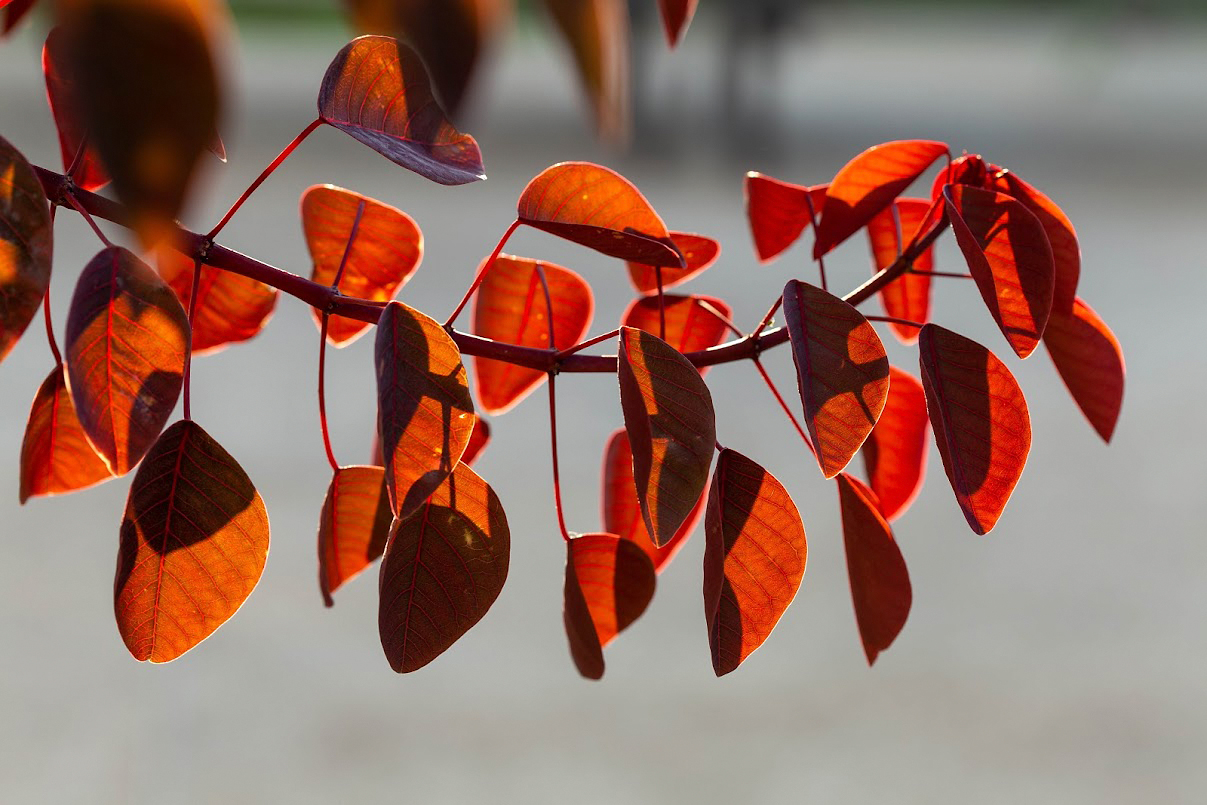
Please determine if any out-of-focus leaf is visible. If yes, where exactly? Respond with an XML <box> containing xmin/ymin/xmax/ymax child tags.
<box><xmin>541</xmin><ymin>0</ymin><xmax>629</xmax><ymax>142</ymax></box>
<box><xmin>625</xmin><ymin>232</ymin><xmax>718</xmax><ymax>294</ymax></box>
<box><xmin>471</xmin><ymin>254</ymin><xmax>593</xmax><ymax>414</ymax></box>
<box><xmin>1043</xmin><ymin>297</ymin><xmax>1124</xmax><ymax>443</ymax></box>
<box><xmin>782</xmin><ymin>279</ymin><xmax>890</xmax><ymax>479</ymax></box>
<box><xmin>918</xmin><ymin>324</ymin><xmax>1030</xmax><ymax>535</ymax></box>
<box><xmin>618</xmin><ymin>326</ymin><xmax>715</xmax><ymax>547</ymax></box>
<box><xmin>42</xmin><ymin>26</ymin><xmax>108</xmax><ymax>191</ymax></box>
<box><xmin>861</xmin><ymin>367</ymin><xmax>928</xmax><ymax>521</ymax></box>
<box><xmin>318</xmin><ymin>465</ymin><xmax>392</xmax><ymax>606</ymax></box>
<box><xmin>157</xmin><ymin>244</ymin><xmax>276</xmax><ymax>355</ymax></box>
<box><xmin>620</xmin><ymin>294</ymin><xmax>730</xmax><ymax>373</ymax></box>
<box><xmin>944</xmin><ymin>183</ymin><xmax>1054</xmax><ymax>359</ymax></box>
<box><xmin>301</xmin><ymin>184</ymin><xmax>423</xmax><ymax>346</ymax></box>
<box><xmin>115</xmin><ymin>420</ymin><xmax>269</xmax><ymax>663</ymax></box>
<box><xmin>657</xmin><ymin>0</ymin><xmax>697</xmax><ymax>47</ymax></box>
<box><xmin>2</xmin><ymin>0</ymin><xmax>38</xmax><ymax>35</ymax></box>
<box><xmin>866</xmin><ymin>197</ymin><xmax>934</xmax><ymax>344</ymax></box>
<box><xmin>379</xmin><ymin>462</ymin><xmax>509</xmax><ymax>672</ymax></box>
<box><xmin>744</xmin><ymin>172</ymin><xmax>828</xmax><ymax>263</ymax></box>
<box><xmin>704</xmin><ymin>448</ymin><xmax>807</xmax><ymax>676</ymax></box>
<box><xmin>0</xmin><ymin>135</ymin><xmax>53</xmax><ymax>365</ymax></box>
<box><xmin>19</xmin><ymin>365</ymin><xmax>114</xmax><ymax>502</ymax></box>
<box><xmin>375</xmin><ymin>300</ymin><xmax>476</xmax><ymax>519</ymax></box>
<box><xmin>64</xmin><ymin>246</ymin><xmax>188</xmax><ymax>475</ymax></box>
<box><xmin>836</xmin><ymin>472</ymin><xmax>910</xmax><ymax>665</ymax></box>
<box><xmin>318</xmin><ymin>35</ymin><xmax>485</xmax><ymax>185</ymax></box>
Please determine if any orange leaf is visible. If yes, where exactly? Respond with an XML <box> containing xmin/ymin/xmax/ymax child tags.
<box><xmin>541</xmin><ymin>0</ymin><xmax>629</xmax><ymax>142</ymax></box>
<box><xmin>302</xmin><ymin>184</ymin><xmax>423</xmax><ymax>346</ymax></box>
<box><xmin>0</xmin><ymin>135</ymin><xmax>53</xmax><ymax>365</ymax></box>
<box><xmin>378</xmin><ymin>462</ymin><xmax>509</xmax><ymax>672</ymax></box>
<box><xmin>371</xmin><ymin>415</ymin><xmax>490</xmax><ymax>468</ymax></box>
<box><xmin>42</xmin><ymin>26</ymin><xmax>107</xmax><ymax>191</ymax></box>
<box><xmin>618</xmin><ymin>326</ymin><xmax>715</xmax><ymax>547</ymax></box>
<box><xmin>471</xmin><ymin>254</ymin><xmax>593</xmax><ymax>414</ymax></box>
<box><xmin>19</xmin><ymin>364</ymin><xmax>114</xmax><ymax>502</ymax></box>
<box><xmin>1043</xmin><ymin>297</ymin><xmax>1124</xmax><ymax>443</ymax></box>
<box><xmin>517</xmin><ymin>161</ymin><xmax>681</xmax><ymax>266</ymax></box>
<box><xmin>317</xmin><ymin>465</ymin><xmax>392</xmax><ymax>606</ymax></box>
<box><xmin>866</xmin><ymin>197</ymin><xmax>934</xmax><ymax>344</ymax></box>
<box><xmin>944</xmin><ymin>184</ymin><xmax>1055</xmax><ymax>359</ymax></box>
<box><xmin>157</xmin><ymin>244</ymin><xmax>277</xmax><ymax>355</ymax></box>
<box><xmin>115</xmin><ymin>420</ymin><xmax>270</xmax><ymax>663</ymax></box>
<box><xmin>657</xmin><ymin>0</ymin><xmax>697</xmax><ymax>47</ymax></box>
<box><xmin>625</xmin><ymin>231</ymin><xmax>718</xmax><ymax>293</ymax></box>
<box><xmin>782</xmin><ymin>279</ymin><xmax>890</xmax><ymax>478</ymax></box>
<box><xmin>65</xmin><ymin>247</ymin><xmax>188</xmax><ymax>475</ymax></box>
<box><xmin>861</xmin><ymin>367</ymin><xmax>928</xmax><ymax>521</ymax></box>
<box><xmin>318</xmin><ymin>35</ymin><xmax>485</xmax><ymax>185</ymax></box>
<box><xmin>704</xmin><ymin>448</ymin><xmax>807</xmax><ymax>676</ymax></box>
<box><xmin>814</xmin><ymin>139</ymin><xmax>948</xmax><ymax>258</ymax></box>
<box><xmin>620</xmin><ymin>293</ymin><xmax>731</xmax><ymax>373</ymax></box>
<box><xmin>836</xmin><ymin>473</ymin><xmax>911</xmax><ymax>665</ymax></box>
<box><xmin>918</xmin><ymin>324</ymin><xmax>1031</xmax><ymax>534</ymax></box>
<box><xmin>375</xmin><ymin>300</ymin><xmax>476</xmax><ymax>518</ymax></box>
<box><xmin>744</xmin><ymin>172</ymin><xmax>827</xmax><ymax>263</ymax></box>
<box><xmin>563</xmin><ymin>532</ymin><xmax>655</xmax><ymax>679</ymax></box>
<box><xmin>601</xmin><ymin>428</ymin><xmax>703</xmax><ymax>572</ymax></box>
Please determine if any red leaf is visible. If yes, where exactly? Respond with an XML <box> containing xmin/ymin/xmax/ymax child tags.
<box><xmin>782</xmin><ymin>279</ymin><xmax>890</xmax><ymax>478</ymax></box>
<box><xmin>301</xmin><ymin>184</ymin><xmax>423</xmax><ymax>346</ymax></box>
<box><xmin>157</xmin><ymin>244</ymin><xmax>277</xmax><ymax>355</ymax></box>
<box><xmin>929</xmin><ymin>153</ymin><xmax>988</xmax><ymax>199</ymax></box>
<box><xmin>115</xmin><ymin>420</ymin><xmax>270</xmax><ymax>663</ymax></box>
<box><xmin>944</xmin><ymin>184</ymin><xmax>1055</xmax><ymax>359</ymax></box>
<box><xmin>371</xmin><ymin>416</ymin><xmax>490</xmax><ymax>468</ymax></box>
<box><xmin>814</xmin><ymin>139</ymin><xmax>947</xmax><ymax>258</ymax></box>
<box><xmin>836</xmin><ymin>473</ymin><xmax>911</xmax><ymax>665</ymax></box>
<box><xmin>618</xmin><ymin>326</ymin><xmax>716</xmax><ymax>547</ymax></box>
<box><xmin>517</xmin><ymin>161</ymin><xmax>682</xmax><ymax>266</ymax></box>
<box><xmin>375</xmin><ymin>300</ymin><xmax>476</xmax><ymax>519</ymax></box>
<box><xmin>918</xmin><ymin>324</ymin><xmax>1031</xmax><ymax>535</ymax></box>
<box><xmin>317</xmin><ymin>465</ymin><xmax>392</xmax><ymax>606</ymax></box>
<box><xmin>2</xmin><ymin>0</ymin><xmax>37</xmax><ymax>35</ymax></box>
<box><xmin>744</xmin><ymin>172</ymin><xmax>827</xmax><ymax>263</ymax></box>
<box><xmin>866</xmin><ymin>197</ymin><xmax>934</xmax><ymax>344</ymax></box>
<box><xmin>65</xmin><ymin>247</ymin><xmax>189</xmax><ymax>475</ymax></box>
<box><xmin>19</xmin><ymin>365</ymin><xmax>114</xmax><ymax>503</ymax></box>
<box><xmin>42</xmin><ymin>26</ymin><xmax>107</xmax><ymax>191</ymax></box>
<box><xmin>563</xmin><ymin>532</ymin><xmax>655</xmax><ymax>679</ymax></box>
<box><xmin>378</xmin><ymin>462</ymin><xmax>509</xmax><ymax>672</ymax></box>
<box><xmin>471</xmin><ymin>254</ymin><xmax>593</xmax><ymax>414</ymax></box>
<box><xmin>541</xmin><ymin>0</ymin><xmax>630</xmax><ymax>143</ymax></box>
<box><xmin>620</xmin><ymin>293</ymin><xmax>731</xmax><ymax>373</ymax></box>
<box><xmin>1043</xmin><ymin>297</ymin><xmax>1124</xmax><ymax>443</ymax></box>
<box><xmin>657</xmin><ymin>0</ymin><xmax>697</xmax><ymax>47</ymax></box>
<box><xmin>625</xmin><ymin>231</ymin><xmax>718</xmax><ymax>294</ymax></box>
<box><xmin>601</xmin><ymin>428</ymin><xmax>703</xmax><ymax>572</ymax></box>
<box><xmin>0</xmin><ymin>135</ymin><xmax>53</xmax><ymax>365</ymax></box>
<box><xmin>318</xmin><ymin>35</ymin><xmax>485</xmax><ymax>185</ymax></box>
<box><xmin>861</xmin><ymin>367</ymin><xmax>928</xmax><ymax>521</ymax></box>
<box><xmin>704</xmin><ymin>448</ymin><xmax>807</xmax><ymax>676</ymax></box>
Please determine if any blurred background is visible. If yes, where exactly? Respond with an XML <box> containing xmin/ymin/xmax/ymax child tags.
<box><xmin>1</xmin><ymin>1</ymin><xmax>1205</xmax><ymax>802</ymax></box>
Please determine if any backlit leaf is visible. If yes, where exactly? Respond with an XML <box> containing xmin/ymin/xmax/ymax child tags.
<box><xmin>918</xmin><ymin>324</ymin><xmax>1030</xmax><ymax>535</ymax></box>
<box><xmin>541</xmin><ymin>0</ymin><xmax>629</xmax><ymax>143</ymax></box>
<box><xmin>378</xmin><ymin>462</ymin><xmax>509</xmax><ymax>672</ymax></box>
<box><xmin>929</xmin><ymin>153</ymin><xmax>988</xmax><ymax>199</ymax></box>
<box><xmin>19</xmin><ymin>365</ymin><xmax>114</xmax><ymax>503</ymax></box>
<box><xmin>65</xmin><ymin>247</ymin><xmax>188</xmax><ymax>475</ymax></box>
<box><xmin>944</xmin><ymin>183</ymin><xmax>1055</xmax><ymax>359</ymax></box>
<box><xmin>866</xmin><ymin>197</ymin><xmax>934</xmax><ymax>344</ymax></box>
<box><xmin>618</xmin><ymin>326</ymin><xmax>716</xmax><ymax>547</ymax></box>
<box><xmin>861</xmin><ymin>367</ymin><xmax>928</xmax><ymax>521</ymax></box>
<box><xmin>620</xmin><ymin>293</ymin><xmax>731</xmax><ymax>374</ymax></box>
<box><xmin>836</xmin><ymin>472</ymin><xmax>911</xmax><ymax>665</ymax></box>
<box><xmin>782</xmin><ymin>279</ymin><xmax>890</xmax><ymax>478</ymax></box>
<box><xmin>115</xmin><ymin>420</ymin><xmax>269</xmax><ymax>663</ymax></box>
<box><xmin>375</xmin><ymin>300</ymin><xmax>476</xmax><ymax>519</ymax></box>
<box><xmin>0</xmin><ymin>135</ymin><xmax>53</xmax><ymax>365</ymax></box>
<box><xmin>1043</xmin><ymin>297</ymin><xmax>1124</xmax><ymax>443</ymax></box>
<box><xmin>157</xmin><ymin>244</ymin><xmax>277</xmax><ymax>355</ymax></box>
<box><xmin>371</xmin><ymin>416</ymin><xmax>490</xmax><ymax>468</ymax></box>
<box><xmin>43</xmin><ymin>26</ymin><xmax>107</xmax><ymax>191</ymax></box>
<box><xmin>744</xmin><ymin>172</ymin><xmax>827</xmax><ymax>263</ymax></box>
<box><xmin>657</xmin><ymin>0</ymin><xmax>697</xmax><ymax>47</ymax></box>
<box><xmin>302</xmin><ymin>184</ymin><xmax>423</xmax><ymax>346</ymax></box>
<box><xmin>625</xmin><ymin>232</ymin><xmax>718</xmax><ymax>294</ymax></box>
<box><xmin>3</xmin><ymin>0</ymin><xmax>38</xmax><ymax>35</ymax></box>
<box><xmin>318</xmin><ymin>35</ymin><xmax>485</xmax><ymax>185</ymax></box>
<box><xmin>471</xmin><ymin>254</ymin><xmax>593</xmax><ymax>414</ymax></box>
<box><xmin>704</xmin><ymin>448</ymin><xmax>807</xmax><ymax>676</ymax></box>
<box><xmin>318</xmin><ymin>465</ymin><xmax>392</xmax><ymax>606</ymax></box>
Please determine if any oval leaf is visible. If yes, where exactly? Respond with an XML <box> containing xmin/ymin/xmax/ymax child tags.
<box><xmin>617</xmin><ymin>326</ymin><xmax>716</xmax><ymax>547</ymax></box>
<box><xmin>318</xmin><ymin>35</ymin><xmax>485</xmax><ymax>185</ymax></box>
<box><xmin>744</xmin><ymin>172</ymin><xmax>827</xmax><ymax>263</ymax></box>
<box><xmin>318</xmin><ymin>465</ymin><xmax>392</xmax><ymax>606</ymax></box>
<box><xmin>302</xmin><ymin>184</ymin><xmax>423</xmax><ymax>346</ymax></box>
<box><xmin>626</xmin><ymin>231</ymin><xmax>718</xmax><ymax>294</ymax></box>
<box><xmin>620</xmin><ymin>293</ymin><xmax>731</xmax><ymax>374</ymax></box>
<box><xmin>43</xmin><ymin>26</ymin><xmax>107</xmax><ymax>191</ymax></box>
<box><xmin>378</xmin><ymin>462</ymin><xmax>509</xmax><ymax>672</ymax></box>
<box><xmin>918</xmin><ymin>324</ymin><xmax>1031</xmax><ymax>534</ymax></box>
<box><xmin>1043</xmin><ymin>297</ymin><xmax>1124</xmax><ymax>443</ymax></box>
<box><xmin>541</xmin><ymin>0</ymin><xmax>629</xmax><ymax>142</ymax></box>
<box><xmin>861</xmin><ymin>367</ymin><xmax>928</xmax><ymax>521</ymax></box>
<box><xmin>657</xmin><ymin>0</ymin><xmax>697</xmax><ymax>47</ymax></box>
<box><xmin>990</xmin><ymin>167</ymin><xmax>1080</xmax><ymax>315</ymax></box>
<box><xmin>371</xmin><ymin>415</ymin><xmax>490</xmax><ymax>468</ymax></box>
<box><xmin>704</xmin><ymin>448</ymin><xmax>807</xmax><ymax>676</ymax></box>
<box><xmin>866</xmin><ymin>197</ymin><xmax>934</xmax><ymax>344</ymax></box>
<box><xmin>0</xmin><ymin>135</ymin><xmax>53</xmax><ymax>364</ymax></box>
<box><xmin>158</xmin><ymin>244</ymin><xmax>277</xmax><ymax>355</ymax></box>
<box><xmin>782</xmin><ymin>279</ymin><xmax>890</xmax><ymax>479</ymax></box>
<box><xmin>19</xmin><ymin>364</ymin><xmax>115</xmax><ymax>503</ymax></box>
<box><xmin>65</xmin><ymin>246</ymin><xmax>188</xmax><ymax>475</ymax></box>
<box><xmin>115</xmin><ymin>420</ymin><xmax>270</xmax><ymax>663</ymax></box>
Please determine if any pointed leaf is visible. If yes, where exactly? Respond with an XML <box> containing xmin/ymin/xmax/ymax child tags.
<box><xmin>1043</xmin><ymin>297</ymin><xmax>1124</xmax><ymax>443</ymax></box>
<box><xmin>19</xmin><ymin>365</ymin><xmax>114</xmax><ymax>503</ymax></box>
<box><xmin>620</xmin><ymin>293</ymin><xmax>731</xmax><ymax>374</ymax></box>
<box><xmin>302</xmin><ymin>184</ymin><xmax>423</xmax><ymax>346</ymax></box>
<box><xmin>115</xmin><ymin>420</ymin><xmax>270</xmax><ymax>663</ymax></box>
<box><xmin>704</xmin><ymin>448</ymin><xmax>807</xmax><ymax>676</ymax></box>
<box><xmin>744</xmin><ymin>172</ymin><xmax>827</xmax><ymax>263</ymax></box>
<box><xmin>0</xmin><ymin>135</ymin><xmax>53</xmax><ymax>364</ymax></box>
<box><xmin>43</xmin><ymin>26</ymin><xmax>107</xmax><ymax>191</ymax></box>
<box><xmin>625</xmin><ymin>231</ymin><xmax>718</xmax><ymax>293</ymax></box>
<box><xmin>861</xmin><ymin>367</ymin><xmax>928</xmax><ymax>521</ymax></box>
<box><xmin>472</xmin><ymin>254</ymin><xmax>593</xmax><ymax>414</ymax></box>
<box><xmin>929</xmin><ymin>153</ymin><xmax>988</xmax><ymax>200</ymax></box>
<box><xmin>378</xmin><ymin>462</ymin><xmax>509</xmax><ymax>672</ymax></box>
<box><xmin>944</xmin><ymin>183</ymin><xmax>1055</xmax><ymax>359</ymax></box>
<box><xmin>618</xmin><ymin>326</ymin><xmax>716</xmax><ymax>547</ymax></box>
<box><xmin>65</xmin><ymin>247</ymin><xmax>188</xmax><ymax>475</ymax></box>
<box><xmin>318</xmin><ymin>35</ymin><xmax>485</xmax><ymax>185</ymax></box>
<box><xmin>918</xmin><ymin>324</ymin><xmax>1031</xmax><ymax>534</ymax></box>
<box><xmin>318</xmin><ymin>465</ymin><xmax>392</xmax><ymax>606</ymax></box>
<box><xmin>836</xmin><ymin>473</ymin><xmax>911</xmax><ymax>665</ymax></box>
<box><xmin>541</xmin><ymin>0</ymin><xmax>629</xmax><ymax>142</ymax></box>
<box><xmin>157</xmin><ymin>244</ymin><xmax>277</xmax><ymax>355</ymax></box>
<box><xmin>866</xmin><ymin>197</ymin><xmax>933</xmax><ymax>344</ymax></box>
<box><xmin>657</xmin><ymin>0</ymin><xmax>697</xmax><ymax>47</ymax></box>
<box><xmin>782</xmin><ymin>279</ymin><xmax>890</xmax><ymax>478</ymax></box>
<box><xmin>990</xmin><ymin>167</ymin><xmax>1080</xmax><ymax>315</ymax></box>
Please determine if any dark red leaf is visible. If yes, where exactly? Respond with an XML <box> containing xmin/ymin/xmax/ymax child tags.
<box><xmin>0</xmin><ymin>135</ymin><xmax>53</xmax><ymax>365</ymax></box>
<box><xmin>625</xmin><ymin>231</ymin><xmax>718</xmax><ymax>294</ymax></box>
<box><xmin>1043</xmin><ymin>297</ymin><xmax>1124</xmax><ymax>443</ymax></box>
<box><xmin>620</xmin><ymin>293</ymin><xmax>731</xmax><ymax>373</ymax></box>
<box><xmin>318</xmin><ymin>465</ymin><xmax>392</xmax><ymax>606</ymax></box>
<box><xmin>861</xmin><ymin>367</ymin><xmax>928</xmax><ymax>521</ymax></box>
<box><xmin>541</xmin><ymin>0</ymin><xmax>630</xmax><ymax>142</ymax></box>
<box><xmin>157</xmin><ymin>244</ymin><xmax>277</xmax><ymax>355</ymax></box>
<box><xmin>42</xmin><ymin>26</ymin><xmax>107</xmax><ymax>191</ymax></box>
<box><xmin>866</xmin><ymin>197</ymin><xmax>934</xmax><ymax>344</ymax></box>
<box><xmin>19</xmin><ymin>365</ymin><xmax>114</xmax><ymax>503</ymax></box>
<box><xmin>657</xmin><ymin>0</ymin><xmax>697</xmax><ymax>47</ymax></box>
<box><xmin>744</xmin><ymin>172</ymin><xmax>827</xmax><ymax>263</ymax></box>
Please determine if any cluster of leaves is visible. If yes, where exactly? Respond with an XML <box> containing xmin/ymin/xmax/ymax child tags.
<box><xmin>0</xmin><ymin>2</ymin><xmax>1123</xmax><ymax>676</ymax></box>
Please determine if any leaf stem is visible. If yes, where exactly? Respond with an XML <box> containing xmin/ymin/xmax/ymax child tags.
<box><xmin>547</xmin><ymin>375</ymin><xmax>571</xmax><ymax>542</ymax></box>
<box><xmin>803</xmin><ymin>190</ymin><xmax>827</xmax><ymax>291</ymax></box>
<box><xmin>63</xmin><ymin>193</ymin><xmax>111</xmax><ymax>247</ymax></box>
<box><xmin>655</xmin><ymin>265</ymin><xmax>666</xmax><ymax>340</ymax></box>
<box><xmin>317</xmin><ymin>314</ymin><xmax>339</xmax><ymax>472</ymax></box>
<box><xmin>752</xmin><ymin>358</ymin><xmax>818</xmax><ymax>460</ymax></box>
<box><xmin>182</xmin><ymin>258</ymin><xmax>202</xmax><ymax>421</ymax></box>
<box><xmin>907</xmin><ymin>268</ymin><xmax>972</xmax><ymax>279</ymax></box>
<box><xmin>751</xmin><ymin>296</ymin><xmax>782</xmax><ymax>339</ymax></box>
<box><xmin>42</xmin><ymin>208</ymin><xmax>62</xmax><ymax>365</ymax></box>
<box><xmin>444</xmin><ymin>219</ymin><xmax>520</xmax><ymax>327</ymax></box>
<box><xmin>867</xmin><ymin>314</ymin><xmax>925</xmax><ymax>329</ymax></box>
<box><xmin>555</xmin><ymin>327</ymin><xmax>621</xmax><ymax>360</ymax></box>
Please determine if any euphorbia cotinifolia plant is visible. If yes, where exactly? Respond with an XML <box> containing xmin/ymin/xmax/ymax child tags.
<box><xmin>0</xmin><ymin>2</ymin><xmax>1123</xmax><ymax>677</ymax></box>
